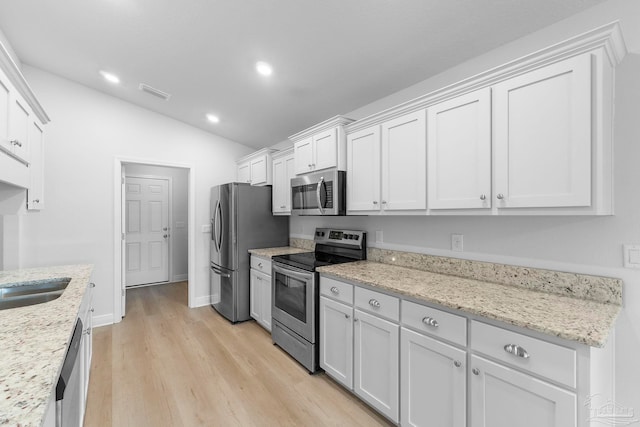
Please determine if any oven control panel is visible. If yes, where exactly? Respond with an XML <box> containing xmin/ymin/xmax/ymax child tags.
<box><xmin>314</xmin><ymin>228</ymin><xmax>365</xmax><ymax>247</ymax></box>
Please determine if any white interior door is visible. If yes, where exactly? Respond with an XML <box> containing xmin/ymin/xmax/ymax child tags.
<box><xmin>125</xmin><ymin>176</ymin><xmax>170</xmax><ymax>286</ymax></box>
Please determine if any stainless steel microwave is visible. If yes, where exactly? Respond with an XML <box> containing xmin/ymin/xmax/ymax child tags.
<box><xmin>291</xmin><ymin>169</ymin><xmax>346</xmax><ymax>215</ymax></box>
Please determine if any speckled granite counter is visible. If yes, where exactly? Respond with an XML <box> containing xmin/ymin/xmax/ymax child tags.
<box><xmin>249</xmin><ymin>246</ymin><xmax>309</xmax><ymax>258</ymax></box>
<box><xmin>0</xmin><ymin>264</ymin><xmax>94</xmax><ymax>427</ymax></box>
<box><xmin>317</xmin><ymin>261</ymin><xmax>620</xmax><ymax>347</ymax></box>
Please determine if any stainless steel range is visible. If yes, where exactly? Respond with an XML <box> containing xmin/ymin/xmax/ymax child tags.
<box><xmin>271</xmin><ymin>228</ymin><xmax>366</xmax><ymax>373</ymax></box>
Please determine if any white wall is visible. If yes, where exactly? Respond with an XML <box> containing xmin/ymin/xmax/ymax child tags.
<box><xmin>124</xmin><ymin>163</ymin><xmax>189</xmax><ymax>282</ymax></box>
<box><xmin>17</xmin><ymin>66</ymin><xmax>252</xmax><ymax>324</ymax></box>
<box><xmin>292</xmin><ymin>0</ymin><xmax>640</xmax><ymax>415</ymax></box>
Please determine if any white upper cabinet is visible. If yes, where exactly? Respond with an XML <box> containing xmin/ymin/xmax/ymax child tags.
<box><xmin>272</xmin><ymin>148</ymin><xmax>295</xmax><ymax>215</ymax></box>
<box><xmin>290</xmin><ymin>115</ymin><xmax>354</xmax><ymax>175</ymax></box>
<box><xmin>427</xmin><ymin>88</ymin><xmax>491</xmax><ymax>210</ymax></box>
<box><xmin>493</xmin><ymin>54</ymin><xmax>592</xmax><ymax>210</ymax></box>
<box><xmin>381</xmin><ymin>110</ymin><xmax>427</xmax><ymax>212</ymax></box>
<box><xmin>347</xmin><ymin>125</ymin><xmax>380</xmax><ymax>212</ymax></box>
<box><xmin>27</xmin><ymin>121</ymin><xmax>44</xmax><ymax>210</ymax></box>
<box><xmin>0</xmin><ymin>71</ymin><xmax>10</xmax><ymax>153</ymax></box>
<box><xmin>9</xmin><ymin>94</ymin><xmax>31</xmax><ymax>162</ymax></box>
<box><xmin>236</xmin><ymin>148</ymin><xmax>276</xmax><ymax>186</ymax></box>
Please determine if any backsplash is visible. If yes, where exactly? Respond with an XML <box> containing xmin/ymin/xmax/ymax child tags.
<box><xmin>290</xmin><ymin>237</ymin><xmax>315</xmax><ymax>251</ymax></box>
<box><xmin>367</xmin><ymin>248</ymin><xmax>622</xmax><ymax>305</ymax></box>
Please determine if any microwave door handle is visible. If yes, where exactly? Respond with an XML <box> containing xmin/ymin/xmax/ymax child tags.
<box><xmin>316</xmin><ymin>176</ymin><xmax>325</xmax><ymax>214</ymax></box>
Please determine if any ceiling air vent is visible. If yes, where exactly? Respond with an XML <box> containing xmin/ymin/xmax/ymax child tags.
<box><xmin>138</xmin><ymin>83</ymin><xmax>171</xmax><ymax>101</ymax></box>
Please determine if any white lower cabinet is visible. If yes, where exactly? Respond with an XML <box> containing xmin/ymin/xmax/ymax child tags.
<box><xmin>250</xmin><ymin>256</ymin><xmax>272</xmax><ymax>331</ymax></box>
<box><xmin>354</xmin><ymin>308</ymin><xmax>399</xmax><ymax>423</ymax></box>
<box><xmin>470</xmin><ymin>355</ymin><xmax>576</xmax><ymax>427</ymax></box>
<box><xmin>319</xmin><ymin>296</ymin><xmax>353</xmax><ymax>389</ymax></box>
<box><xmin>401</xmin><ymin>327</ymin><xmax>466</xmax><ymax>427</ymax></box>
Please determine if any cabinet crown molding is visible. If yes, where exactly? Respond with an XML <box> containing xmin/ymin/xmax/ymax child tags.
<box><xmin>289</xmin><ymin>115</ymin><xmax>354</xmax><ymax>142</ymax></box>
<box><xmin>235</xmin><ymin>147</ymin><xmax>277</xmax><ymax>163</ymax></box>
<box><xmin>271</xmin><ymin>147</ymin><xmax>294</xmax><ymax>159</ymax></box>
<box><xmin>0</xmin><ymin>40</ymin><xmax>50</xmax><ymax>124</ymax></box>
<box><xmin>347</xmin><ymin>21</ymin><xmax>627</xmax><ymax>134</ymax></box>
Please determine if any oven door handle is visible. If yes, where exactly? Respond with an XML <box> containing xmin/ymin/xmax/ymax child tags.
<box><xmin>273</xmin><ymin>264</ymin><xmax>314</xmax><ymax>281</ymax></box>
<box><xmin>316</xmin><ymin>176</ymin><xmax>325</xmax><ymax>215</ymax></box>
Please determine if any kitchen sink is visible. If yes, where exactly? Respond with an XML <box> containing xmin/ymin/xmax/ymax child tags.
<box><xmin>0</xmin><ymin>278</ymin><xmax>71</xmax><ymax>310</ymax></box>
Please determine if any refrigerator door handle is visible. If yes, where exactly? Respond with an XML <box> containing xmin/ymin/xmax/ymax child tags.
<box><xmin>212</xmin><ymin>200</ymin><xmax>221</xmax><ymax>252</ymax></box>
<box><xmin>217</xmin><ymin>200</ymin><xmax>223</xmax><ymax>251</ymax></box>
<box><xmin>210</xmin><ymin>264</ymin><xmax>231</xmax><ymax>278</ymax></box>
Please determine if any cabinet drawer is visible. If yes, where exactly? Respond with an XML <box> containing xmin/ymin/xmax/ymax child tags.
<box><xmin>320</xmin><ymin>277</ymin><xmax>353</xmax><ymax>305</ymax></box>
<box><xmin>250</xmin><ymin>256</ymin><xmax>272</xmax><ymax>275</ymax></box>
<box><xmin>354</xmin><ymin>286</ymin><xmax>399</xmax><ymax>322</ymax></box>
<box><xmin>402</xmin><ymin>300</ymin><xmax>466</xmax><ymax>347</ymax></box>
<box><xmin>471</xmin><ymin>320</ymin><xmax>576</xmax><ymax>388</ymax></box>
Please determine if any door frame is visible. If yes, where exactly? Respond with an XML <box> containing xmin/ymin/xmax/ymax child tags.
<box><xmin>113</xmin><ymin>156</ymin><xmax>196</xmax><ymax>323</ymax></box>
<box><xmin>124</xmin><ymin>173</ymin><xmax>173</xmax><ymax>287</ymax></box>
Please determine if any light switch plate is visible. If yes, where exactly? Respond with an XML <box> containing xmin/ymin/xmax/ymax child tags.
<box><xmin>375</xmin><ymin>230</ymin><xmax>383</xmax><ymax>243</ymax></box>
<box><xmin>623</xmin><ymin>244</ymin><xmax>640</xmax><ymax>268</ymax></box>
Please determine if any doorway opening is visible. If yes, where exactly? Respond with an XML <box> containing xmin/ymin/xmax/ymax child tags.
<box><xmin>113</xmin><ymin>158</ymin><xmax>196</xmax><ymax>323</ymax></box>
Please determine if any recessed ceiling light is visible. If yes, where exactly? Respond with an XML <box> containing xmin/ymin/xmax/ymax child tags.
<box><xmin>99</xmin><ymin>70</ymin><xmax>120</xmax><ymax>84</ymax></box>
<box><xmin>255</xmin><ymin>61</ymin><xmax>273</xmax><ymax>76</ymax></box>
<box><xmin>206</xmin><ymin>114</ymin><xmax>220</xmax><ymax>124</ymax></box>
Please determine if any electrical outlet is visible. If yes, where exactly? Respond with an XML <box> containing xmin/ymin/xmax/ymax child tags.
<box><xmin>375</xmin><ymin>230</ymin><xmax>383</xmax><ymax>243</ymax></box>
<box><xmin>451</xmin><ymin>234</ymin><xmax>463</xmax><ymax>252</ymax></box>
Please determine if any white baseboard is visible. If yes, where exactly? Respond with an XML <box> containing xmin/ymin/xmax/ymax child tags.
<box><xmin>92</xmin><ymin>313</ymin><xmax>115</xmax><ymax>328</ymax></box>
<box><xmin>172</xmin><ymin>273</ymin><xmax>188</xmax><ymax>282</ymax></box>
<box><xmin>193</xmin><ymin>295</ymin><xmax>212</xmax><ymax>308</ymax></box>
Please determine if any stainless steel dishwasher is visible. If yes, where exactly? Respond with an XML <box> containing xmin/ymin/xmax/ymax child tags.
<box><xmin>56</xmin><ymin>319</ymin><xmax>83</xmax><ymax>427</ymax></box>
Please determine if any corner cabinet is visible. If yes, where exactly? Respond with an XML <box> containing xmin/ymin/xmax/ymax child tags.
<box><xmin>236</xmin><ymin>148</ymin><xmax>276</xmax><ymax>186</ymax></box>
<box><xmin>290</xmin><ymin>115</ymin><xmax>354</xmax><ymax>175</ymax></box>
<box><xmin>319</xmin><ymin>274</ymin><xmax>615</xmax><ymax>427</ymax></box>
<box><xmin>271</xmin><ymin>148</ymin><xmax>295</xmax><ymax>215</ymax></box>
<box><xmin>0</xmin><ymin>42</ymin><xmax>49</xmax><ymax>207</ymax></box>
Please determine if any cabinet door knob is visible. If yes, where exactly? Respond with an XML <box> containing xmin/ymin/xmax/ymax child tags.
<box><xmin>497</xmin><ymin>194</ymin><xmax>504</xmax><ymax>200</ymax></box>
<box><xmin>381</xmin><ymin>201</ymin><xmax>387</xmax><ymax>205</ymax></box>
<box><xmin>330</xmin><ymin>286</ymin><xmax>339</xmax><ymax>294</ymax></box>
<box><xmin>372</xmin><ymin>201</ymin><xmax>378</xmax><ymax>205</ymax></box>
<box><xmin>368</xmin><ymin>299</ymin><xmax>381</xmax><ymax>308</ymax></box>
<box><xmin>504</xmin><ymin>344</ymin><xmax>530</xmax><ymax>359</ymax></box>
<box><xmin>258</xmin><ymin>262</ymin><xmax>263</xmax><ymax>268</ymax></box>
<box><xmin>422</xmin><ymin>316</ymin><xmax>439</xmax><ymax>328</ymax></box>
<box><xmin>454</xmin><ymin>360</ymin><xmax>462</xmax><ymax>368</ymax></box>
<box><xmin>480</xmin><ymin>194</ymin><xmax>486</xmax><ymax>200</ymax></box>
<box><xmin>344</xmin><ymin>313</ymin><xmax>350</xmax><ymax>319</ymax></box>
<box><xmin>89</xmin><ymin>282</ymin><xmax>96</xmax><ymax>288</ymax></box>
<box><xmin>10</xmin><ymin>139</ymin><xmax>22</xmax><ymax>147</ymax></box>
<box><xmin>280</xmin><ymin>205</ymin><xmax>286</xmax><ymax>209</ymax></box>
<box><xmin>90</xmin><ymin>308</ymin><xmax>94</xmax><ymax>313</ymax></box>
<box><xmin>472</xmin><ymin>368</ymin><xmax>480</xmax><ymax>376</ymax></box>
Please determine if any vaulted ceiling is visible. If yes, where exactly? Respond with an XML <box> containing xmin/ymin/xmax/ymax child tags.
<box><xmin>0</xmin><ymin>0</ymin><xmax>605</xmax><ymax>148</ymax></box>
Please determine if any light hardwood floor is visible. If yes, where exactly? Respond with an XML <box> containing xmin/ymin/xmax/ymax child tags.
<box><xmin>84</xmin><ymin>282</ymin><xmax>393</xmax><ymax>426</ymax></box>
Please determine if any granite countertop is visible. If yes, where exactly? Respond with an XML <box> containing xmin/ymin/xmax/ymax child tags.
<box><xmin>248</xmin><ymin>246</ymin><xmax>309</xmax><ymax>258</ymax></box>
<box><xmin>0</xmin><ymin>264</ymin><xmax>94</xmax><ymax>427</ymax></box>
<box><xmin>317</xmin><ymin>261</ymin><xmax>619</xmax><ymax>347</ymax></box>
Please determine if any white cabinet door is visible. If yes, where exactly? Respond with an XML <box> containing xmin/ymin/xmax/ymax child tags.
<box><xmin>237</xmin><ymin>161</ymin><xmax>251</xmax><ymax>184</ymax></box>
<box><xmin>9</xmin><ymin>95</ymin><xmax>30</xmax><ymax>162</ymax></box>
<box><xmin>294</xmin><ymin>137</ymin><xmax>313</xmax><ymax>175</ymax></box>
<box><xmin>347</xmin><ymin>126</ymin><xmax>381</xmax><ymax>212</ymax></box>
<box><xmin>250</xmin><ymin>156</ymin><xmax>267</xmax><ymax>185</ymax></box>
<box><xmin>313</xmin><ymin>128</ymin><xmax>337</xmax><ymax>171</ymax></box>
<box><xmin>27</xmin><ymin>121</ymin><xmax>44</xmax><ymax>210</ymax></box>
<box><xmin>354</xmin><ymin>309</ymin><xmax>399</xmax><ymax>423</ymax></box>
<box><xmin>320</xmin><ymin>296</ymin><xmax>353</xmax><ymax>389</ymax></box>
<box><xmin>260</xmin><ymin>272</ymin><xmax>272</xmax><ymax>331</ymax></box>
<box><xmin>493</xmin><ymin>54</ymin><xmax>592</xmax><ymax>209</ymax></box>
<box><xmin>381</xmin><ymin>110</ymin><xmax>426</xmax><ymax>211</ymax></box>
<box><xmin>428</xmin><ymin>88</ymin><xmax>491</xmax><ymax>209</ymax></box>
<box><xmin>272</xmin><ymin>152</ymin><xmax>295</xmax><ymax>214</ymax></box>
<box><xmin>250</xmin><ymin>269</ymin><xmax>261</xmax><ymax>322</ymax></box>
<box><xmin>0</xmin><ymin>72</ymin><xmax>10</xmax><ymax>152</ymax></box>
<box><xmin>401</xmin><ymin>328</ymin><xmax>466</xmax><ymax>427</ymax></box>
<box><xmin>470</xmin><ymin>355</ymin><xmax>576</xmax><ymax>427</ymax></box>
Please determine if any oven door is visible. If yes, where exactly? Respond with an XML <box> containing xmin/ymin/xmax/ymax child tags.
<box><xmin>272</xmin><ymin>263</ymin><xmax>316</xmax><ymax>342</ymax></box>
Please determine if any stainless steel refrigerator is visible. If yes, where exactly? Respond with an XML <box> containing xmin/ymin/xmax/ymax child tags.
<box><xmin>210</xmin><ymin>183</ymin><xmax>289</xmax><ymax>322</ymax></box>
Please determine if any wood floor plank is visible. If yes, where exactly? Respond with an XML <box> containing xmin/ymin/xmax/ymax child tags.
<box><xmin>84</xmin><ymin>282</ymin><xmax>393</xmax><ymax>426</ymax></box>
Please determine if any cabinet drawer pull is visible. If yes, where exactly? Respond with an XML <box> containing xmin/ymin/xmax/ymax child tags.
<box><xmin>422</xmin><ymin>316</ymin><xmax>439</xmax><ymax>328</ymax></box>
<box><xmin>504</xmin><ymin>344</ymin><xmax>530</xmax><ymax>359</ymax></box>
<box><xmin>454</xmin><ymin>360</ymin><xmax>462</xmax><ymax>368</ymax></box>
<box><xmin>90</xmin><ymin>308</ymin><xmax>94</xmax><ymax>313</ymax></box>
<box><xmin>330</xmin><ymin>286</ymin><xmax>339</xmax><ymax>294</ymax></box>
<box><xmin>497</xmin><ymin>193</ymin><xmax>504</xmax><ymax>200</ymax></box>
<box><xmin>344</xmin><ymin>313</ymin><xmax>350</xmax><ymax>319</ymax></box>
<box><xmin>280</xmin><ymin>205</ymin><xmax>286</xmax><ymax>209</ymax></box>
<box><xmin>10</xmin><ymin>139</ymin><xmax>22</xmax><ymax>147</ymax></box>
<box><xmin>368</xmin><ymin>299</ymin><xmax>381</xmax><ymax>308</ymax></box>
<box><xmin>89</xmin><ymin>282</ymin><xmax>96</xmax><ymax>288</ymax></box>
<box><xmin>372</xmin><ymin>201</ymin><xmax>378</xmax><ymax>205</ymax></box>
<box><xmin>472</xmin><ymin>368</ymin><xmax>480</xmax><ymax>376</ymax></box>
<box><xmin>480</xmin><ymin>194</ymin><xmax>486</xmax><ymax>200</ymax></box>
<box><xmin>258</xmin><ymin>262</ymin><xmax>263</xmax><ymax>268</ymax></box>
